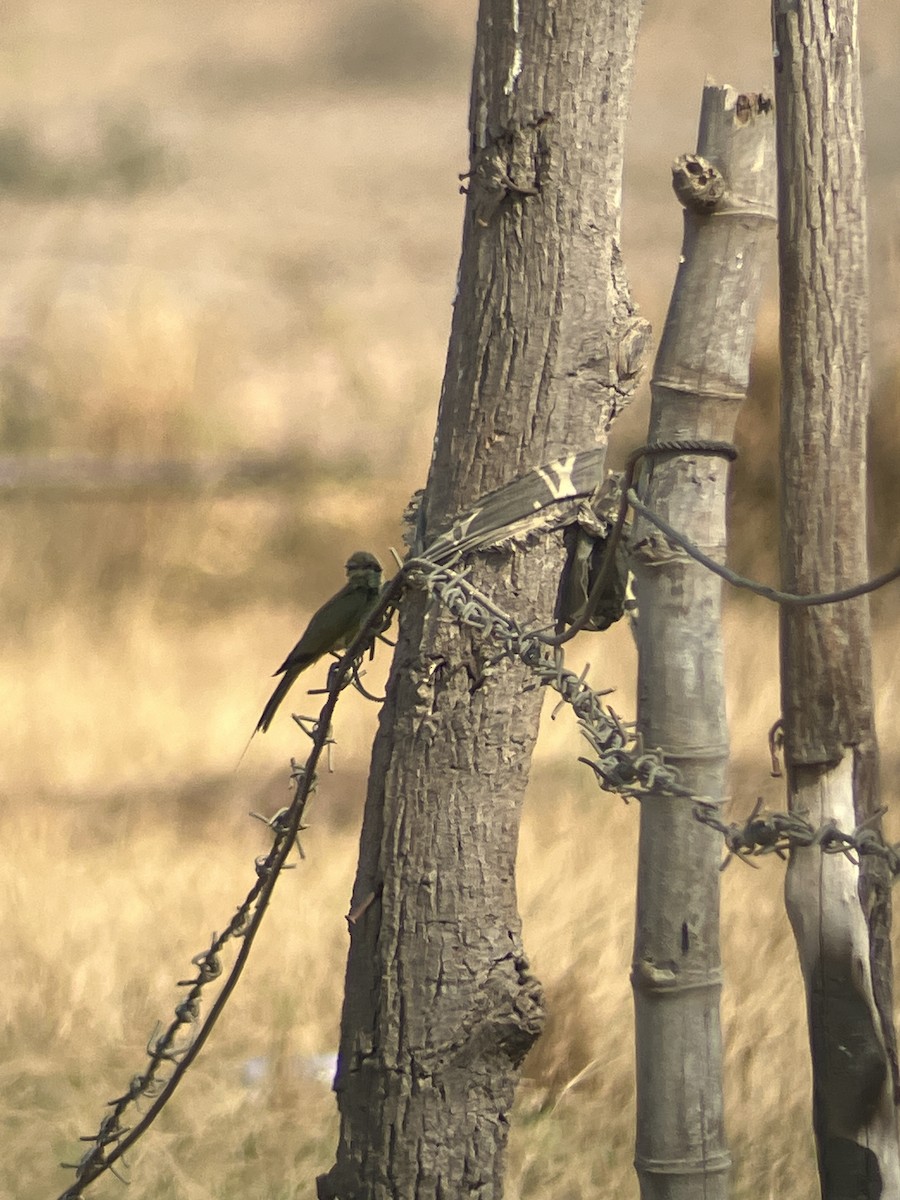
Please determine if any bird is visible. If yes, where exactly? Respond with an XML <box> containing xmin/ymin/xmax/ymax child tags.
<box><xmin>253</xmin><ymin>550</ymin><xmax>383</xmax><ymax>736</ymax></box>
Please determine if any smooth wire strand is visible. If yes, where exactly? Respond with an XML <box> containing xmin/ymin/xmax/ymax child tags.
<box><xmin>627</xmin><ymin>490</ymin><xmax>900</xmax><ymax>606</ymax></box>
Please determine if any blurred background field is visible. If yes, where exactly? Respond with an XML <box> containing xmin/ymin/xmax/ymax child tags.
<box><xmin>2</xmin><ymin>2</ymin><xmax>899</xmax><ymax>1197</ymax></box>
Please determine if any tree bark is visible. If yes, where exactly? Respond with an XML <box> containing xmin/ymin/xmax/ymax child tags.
<box><xmin>774</xmin><ymin>0</ymin><xmax>900</xmax><ymax>1194</ymax></box>
<box><xmin>317</xmin><ymin>1</ymin><xmax>647</xmax><ymax>1197</ymax></box>
<box><xmin>631</xmin><ymin>86</ymin><xmax>775</xmax><ymax>1200</ymax></box>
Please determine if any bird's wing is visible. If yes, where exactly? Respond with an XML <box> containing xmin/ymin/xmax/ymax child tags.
<box><xmin>273</xmin><ymin>578</ymin><xmax>369</xmax><ymax>674</ymax></box>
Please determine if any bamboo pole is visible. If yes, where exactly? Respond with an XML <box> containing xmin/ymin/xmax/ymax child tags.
<box><xmin>631</xmin><ymin>85</ymin><xmax>775</xmax><ymax>1200</ymax></box>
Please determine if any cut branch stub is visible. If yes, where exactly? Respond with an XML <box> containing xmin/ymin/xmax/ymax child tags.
<box><xmin>671</xmin><ymin>155</ymin><xmax>725</xmax><ymax>212</ymax></box>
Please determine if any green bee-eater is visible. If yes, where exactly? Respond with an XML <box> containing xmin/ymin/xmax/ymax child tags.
<box><xmin>255</xmin><ymin>550</ymin><xmax>383</xmax><ymax>734</ymax></box>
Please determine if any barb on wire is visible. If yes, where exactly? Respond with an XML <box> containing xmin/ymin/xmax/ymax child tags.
<box><xmin>695</xmin><ymin>797</ymin><xmax>900</xmax><ymax>877</ymax></box>
<box><xmin>57</xmin><ymin>576</ymin><xmax>405</xmax><ymax>1200</ymax></box>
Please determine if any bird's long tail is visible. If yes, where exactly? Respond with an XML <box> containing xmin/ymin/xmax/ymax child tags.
<box><xmin>257</xmin><ymin>669</ymin><xmax>300</xmax><ymax>734</ymax></box>
<box><xmin>235</xmin><ymin>728</ymin><xmax>256</xmax><ymax>770</ymax></box>
<box><xmin>234</xmin><ymin>669</ymin><xmax>301</xmax><ymax>769</ymax></box>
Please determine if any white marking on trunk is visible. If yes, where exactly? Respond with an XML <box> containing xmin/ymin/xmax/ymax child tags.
<box><xmin>503</xmin><ymin>0</ymin><xmax>522</xmax><ymax>96</ymax></box>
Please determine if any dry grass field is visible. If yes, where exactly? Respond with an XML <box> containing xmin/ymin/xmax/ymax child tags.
<box><xmin>3</xmin><ymin>2</ymin><xmax>900</xmax><ymax>1198</ymax></box>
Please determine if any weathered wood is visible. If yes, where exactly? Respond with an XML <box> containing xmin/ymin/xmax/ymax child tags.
<box><xmin>773</xmin><ymin>0</ymin><xmax>900</xmax><ymax>1193</ymax></box>
<box><xmin>317</xmin><ymin>2</ymin><xmax>648</xmax><ymax>1197</ymax></box>
<box><xmin>631</xmin><ymin>85</ymin><xmax>775</xmax><ymax>1200</ymax></box>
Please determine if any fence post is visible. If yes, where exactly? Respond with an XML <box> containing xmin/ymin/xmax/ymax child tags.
<box><xmin>316</xmin><ymin>1</ymin><xmax>649</xmax><ymax>1195</ymax></box>
<box><xmin>630</xmin><ymin>85</ymin><xmax>775</xmax><ymax>1199</ymax></box>
<box><xmin>773</xmin><ymin>1</ymin><xmax>900</xmax><ymax>1193</ymax></box>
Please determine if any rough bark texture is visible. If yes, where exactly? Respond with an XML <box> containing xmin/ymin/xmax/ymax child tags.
<box><xmin>631</xmin><ymin>87</ymin><xmax>775</xmax><ymax>1200</ymax></box>
<box><xmin>774</xmin><ymin>0</ymin><xmax>900</xmax><ymax>1194</ymax></box>
<box><xmin>317</xmin><ymin>2</ymin><xmax>647</xmax><ymax>1198</ymax></box>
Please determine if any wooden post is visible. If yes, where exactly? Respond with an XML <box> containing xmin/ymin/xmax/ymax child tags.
<box><xmin>317</xmin><ymin>1</ymin><xmax>648</xmax><ymax>1195</ymax></box>
<box><xmin>631</xmin><ymin>85</ymin><xmax>775</xmax><ymax>1200</ymax></box>
<box><xmin>773</xmin><ymin>0</ymin><xmax>900</xmax><ymax>1193</ymax></box>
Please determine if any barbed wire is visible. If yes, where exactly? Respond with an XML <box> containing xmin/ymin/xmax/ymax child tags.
<box><xmin>403</xmin><ymin>555</ymin><xmax>693</xmax><ymax>802</ymax></box>
<box><xmin>56</xmin><ymin>576</ymin><xmax>407</xmax><ymax>1200</ymax></box>
<box><xmin>694</xmin><ymin>795</ymin><xmax>900</xmax><ymax>874</ymax></box>
<box><xmin>57</xmin><ymin>770</ymin><xmax>319</xmax><ymax>1198</ymax></box>
<box><xmin>403</xmin><ymin>556</ymin><xmax>900</xmax><ymax>880</ymax></box>
<box><xmin>56</xmin><ymin>484</ymin><xmax>900</xmax><ymax>1196</ymax></box>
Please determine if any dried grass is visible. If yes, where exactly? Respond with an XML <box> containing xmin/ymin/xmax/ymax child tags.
<box><xmin>3</xmin><ymin>2</ymin><xmax>900</xmax><ymax>1197</ymax></box>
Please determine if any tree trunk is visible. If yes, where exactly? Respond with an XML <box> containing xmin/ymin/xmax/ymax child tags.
<box><xmin>316</xmin><ymin>2</ymin><xmax>647</xmax><ymax>1197</ymax></box>
<box><xmin>631</xmin><ymin>86</ymin><xmax>775</xmax><ymax>1200</ymax></box>
<box><xmin>774</xmin><ymin>1</ymin><xmax>900</xmax><ymax>1194</ymax></box>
